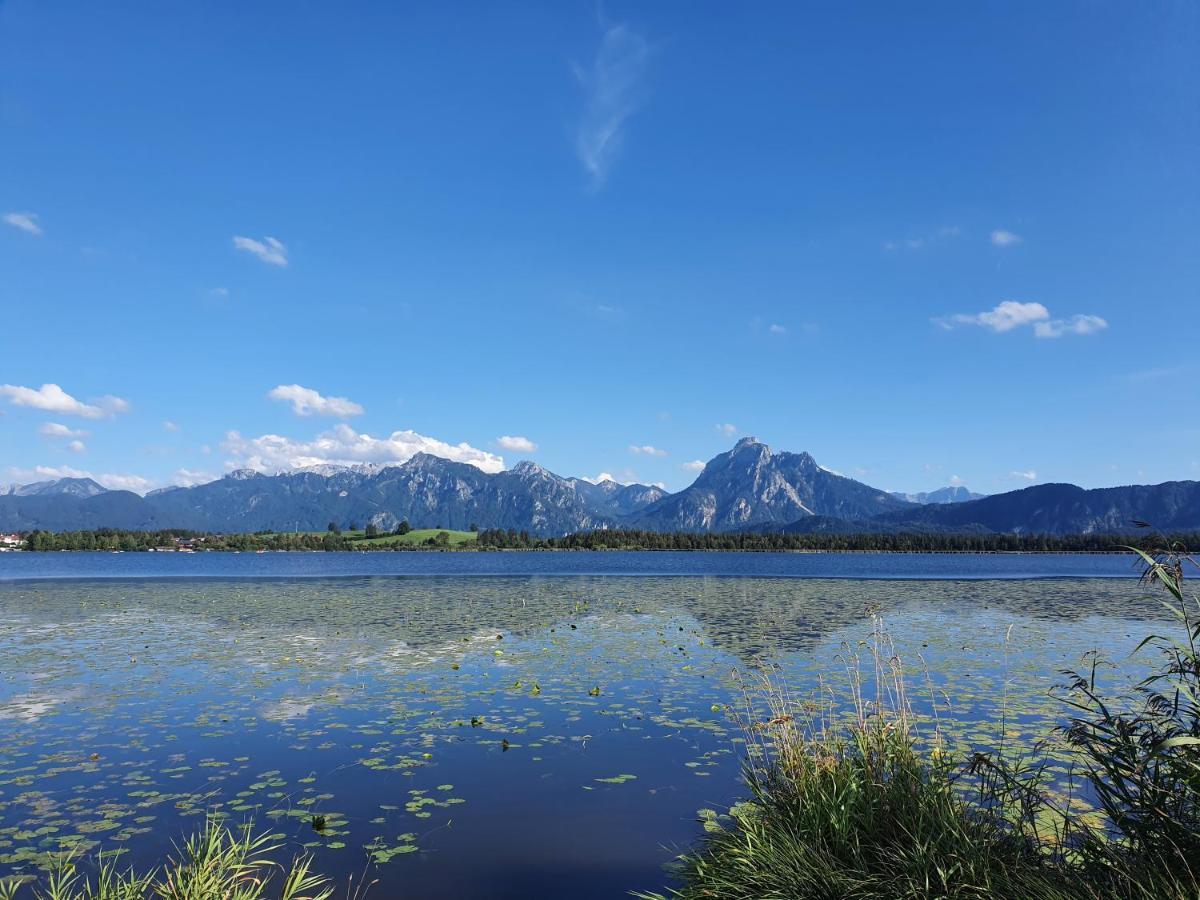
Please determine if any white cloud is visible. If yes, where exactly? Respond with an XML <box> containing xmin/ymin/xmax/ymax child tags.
<box><xmin>233</xmin><ymin>235</ymin><xmax>288</xmax><ymax>267</ymax></box>
<box><xmin>67</xmin><ymin>440</ymin><xmax>86</xmax><ymax>453</ymax></box>
<box><xmin>174</xmin><ymin>468</ymin><xmax>217</xmax><ymax>487</ymax></box>
<box><xmin>268</xmin><ymin>384</ymin><xmax>364</xmax><ymax>418</ymax></box>
<box><xmin>1033</xmin><ymin>314</ymin><xmax>1108</xmax><ymax>339</ymax></box>
<box><xmin>3</xmin><ymin>212</ymin><xmax>43</xmax><ymax>236</ymax></box>
<box><xmin>573</xmin><ymin>21</ymin><xmax>650</xmax><ymax>188</ymax></box>
<box><xmin>6</xmin><ymin>465</ymin><xmax>153</xmax><ymax>494</ymax></box>
<box><xmin>681</xmin><ymin>459</ymin><xmax>706</xmax><ymax>472</ymax></box>
<box><xmin>990</xmin><ymin>229</ymin><xmax>1022</xmax><ymax>247</ymax></box>
<box><xmin>222</xmin><ymin>424</ymin><xmax>505</xmax><ymax>474</ymax></box>
<box><xmin>1</xmin><ymin>383</ymin><xmax>130</xmax><ymax>419</ymax></box>
<box><xmin>715</xmin><ymin>423</ymin><xmax>738</xmax><ymax>436</ymax></box>
<box><xmin>768</xmin><ymin>323</ymin><xmax>787</xmax><ymax>335</ymax></box>
<box><xmin>1009</xmin><ymin>469</ymin><xmax>1037</xmax><ymax>482</ymax></box>
<box><xmin>39</xmin><ymin>422</ymin><xmax>89</xmax><ymax>438</ymax></box>
<box><xmin>497</xmin><ymin>435</ymin><xmax>538</xmax><ymax>453</ymax></box>
<box><xmin>208</xmin><ymin>287</ymin><xmax>230</xmax><ymax>299</ymax></box>
<box><xmin>163</xmin><ymin>420</ymin><xmax>181</xmax><ymax>433</ymax></box>
<box><xmin>936</xmin><ymin>300</ymin><xmax>1049</xmax><ymax>333</ymax></box>
<box><xmin>629</xmin><ymin>444</ymin><xmax>667</xmax><ymax>457</ymax></box>
<box><xmin>935</xmin><ymin>301</ymin><xmax>1106</xmax><ymax>339</ymax></box>
<box><xmin>98</xmin><ymin>473</ymin><xmax>154</xmax><ymax>493</ymax></box>
<box><xmin>948</xmin><ymin>474</ymin><xmax>964</xmax><ymax>485</ymax></box>
<box><xmin>11</xmin><ymin>464</ymin><xmax>91</xmax><ymax>481</ymax></box>
<box><xmin>581</xmin><ymin>472</ymin><xmax>617</xmax><ymax>484</ymax></box>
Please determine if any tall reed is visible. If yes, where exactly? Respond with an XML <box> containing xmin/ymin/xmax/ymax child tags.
<box><xmin>642</xmin><ymin>544</ymin><xmax>1200</xmax><ymax>899</ymax></box>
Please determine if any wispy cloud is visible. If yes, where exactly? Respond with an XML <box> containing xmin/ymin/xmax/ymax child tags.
<box><xmin>681</xmin><ymin>459</ymin><xmax>706</xmax><ymax>472</ymax></box>
<box><xmin>1</xmin><ymin>383</ymin><xmax>130</xmax><ymax>419</ymax></box>
<box><xmin>163</xmin><ymin>420</ymin><xmax>181</xmax><ymax>433</ymax></box>
<box><xmin>1033</xmin><ymin>315</ymin><xmax>1107</xmax><ymax>338</ymax></box>
<box><xmin>67</xmin><ymin>440</ymin><xmax>86</xmax><ymax>453</ymax></box>
<box><xmin>222</xmin><ymin>424</ymin><xmax>505</xmax><ymax>474</ymax></box>
<box><xmin>1122</xmin><ymin>363</ymin><xmax>1198</xmax><ymax>383</ymax></box>
<box><xmin>497</xmin><ymin>435</ymin><xmax>537</xmax><ymax>453</ymax></box>
<box><xmin>990</xmin><ymin>229</ymin><xmax>1022</xmax><ymax>247</ymax></box>
<box><xmin>629</xmin><ymin>444</ymin><xmax>667</xmax><ymax>457</ymax></box>
<box><xmin>715</xmin><ymin>423</ymin><xmax>738</xmax><ymax>437</ymax></box>
<box><xmin>768</xmin><ymin>323</ymin><xmax>787</xmax><ymax>335</ymax></box>
<box><xmin>268</xmin><ymin>384</ymin><xmax>363</xmax><ymax>418</ymax></box>
<box><xmin>3</xmin><ymin>212</ymin><xmax>42</xmax><ymax>236</ymax></box>
<box><xmin>1009</xmin><ymin>469</ymin><xmax>1037</xmax><ymax>482</ymax></box>
<box><xmin>39</xmin><ymin>422</ymin><xmax>89</xmax><ymax>439</ymax></box>
<box><xmin>934</xmin><ymin>301</ymin><xmax>1106</xmax><ymax>339</ymax></box>
<box><xmin>233</xmin><ymin>235</ymin><xmax>288</xmax><ymax>267</ymax></box>
<box><xmin>573</xmin><ymin>21</ymin><xmax>650</xmax><ymax>188</ymax></box>
<box><xmin>883</xmin><ymin>225</ymin><xmax>960</xmax><ymax>252</ymax></box>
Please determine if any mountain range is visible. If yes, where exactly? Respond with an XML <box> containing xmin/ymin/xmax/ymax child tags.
<box><xmin>3</xmin><ymin>437</ymin><xmax>1199</xmax><ymax>536</ymax></box>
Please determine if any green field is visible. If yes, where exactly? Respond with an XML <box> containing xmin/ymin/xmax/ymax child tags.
<box><xmin>347</xmin><ymin>528</ymin><xmax>477</xmax><ymax>547</ymax></box>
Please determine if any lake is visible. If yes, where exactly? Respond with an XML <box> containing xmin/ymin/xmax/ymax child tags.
<box><xmin>0</xmin><ymin>553</ymin><xmax>1168</xmax><ymax>897</ymax></box>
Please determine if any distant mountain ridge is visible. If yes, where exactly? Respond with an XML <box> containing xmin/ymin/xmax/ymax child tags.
<box><xmin>890</xmin><ymin>486</ymin><xmax>986</xmax><ymax>505</ymax></box>
<box><xmin>2</xmin><ymin>439</ymin><xmax>1198</xmax><ymax>536</ymax></box>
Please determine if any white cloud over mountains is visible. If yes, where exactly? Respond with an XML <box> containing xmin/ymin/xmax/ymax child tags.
<box><xmin>222</xmin><ymin>424</ymin><xmax>505</xmax><ymax>474</ymax></box>
<box><xmin>629</xmin><ymin>444</ymin><xmax>667</xmax><ymax>456</ymax></box>
<box><xmin>497</xmin><ymin>435</ymin><xmax>537</xmax><ymax>452</ymax></box>
<box><xmin>233</xmin><ymin>235</ymin><xmax>288</xmax><ymax>267</ymax></box>
<box><xmin>1</xmin><ymin>383</ymin><xmax>130</xmax><ymax>419</ymax></box>
<box><xmin>268</xmin><ymin>384</ymin><xmax>364</xmax><ymax>418</ymax></box>
<box><xmin>6</xmin><ymin>465</ymin><xmax>153</xmax><ymax>494</ymax></box>
<box><xmin>935</xmin><ymin>301</ymin><xmax>1107</xmax><ymax>339</ymax></box>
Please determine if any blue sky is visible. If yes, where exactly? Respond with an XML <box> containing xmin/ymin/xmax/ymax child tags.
<box><xmin>1</xmin><ymin>1</ymin><xmax>1197</xmax><ymax>495</ymax></box>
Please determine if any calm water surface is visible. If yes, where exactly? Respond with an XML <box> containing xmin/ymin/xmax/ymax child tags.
<box><xmin>0</xmin><ymin>553</ymin><xmax>1167</xmax><ymax>897</ymax></box>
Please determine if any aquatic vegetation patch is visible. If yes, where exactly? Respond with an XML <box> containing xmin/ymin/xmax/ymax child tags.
<box><xmin>0</xmin><ymin>575</ymin><xmax>1170</xmax><ymax>894</ymax></box>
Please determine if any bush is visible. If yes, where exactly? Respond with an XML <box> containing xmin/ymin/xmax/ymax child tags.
<box><xmin>643</xmin><ymin>545</ymin><xmax>1200</xmax><ymax>900</ymax></box>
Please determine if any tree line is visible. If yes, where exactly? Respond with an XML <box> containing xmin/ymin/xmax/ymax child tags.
<box><xmin>15</xmin><ymin>527</ymin><xmax>1199</xmax><ymax>553</ymax></box>
<box><xmin>475</xmin><ymin>528</ymin><xmax>1198</xmax><ymax>552</ymax></box>
<box><xmin>18</xmin><ymin>528</ymin><xmax>452</xmax><ymax>552</ymax></box>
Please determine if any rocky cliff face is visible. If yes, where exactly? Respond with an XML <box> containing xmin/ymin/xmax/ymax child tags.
<box><xmin>630</xmin><ymin>437</ymin><xmax>913</xmax><ymax>531</ymax></box>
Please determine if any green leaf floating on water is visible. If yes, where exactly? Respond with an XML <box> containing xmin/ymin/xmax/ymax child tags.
<box><xmin>594</xmin><ymin>774</ymin><xmax>637</xmax><ymax>784</ymax></box>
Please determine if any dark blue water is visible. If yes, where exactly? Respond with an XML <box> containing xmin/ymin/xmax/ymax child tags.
<box><xmin>0</xmin><ymin>550</ymin><xmax>1139</xmax><ymax>581</ymax></box>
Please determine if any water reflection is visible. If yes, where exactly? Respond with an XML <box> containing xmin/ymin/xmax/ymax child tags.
<box><xmin>0</xmin><ymin>576</ymin><xmax>1169</xmax><ymax>898</ymax></box>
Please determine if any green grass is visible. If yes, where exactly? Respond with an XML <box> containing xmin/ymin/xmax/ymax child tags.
<box><xmin>348</xmin><ymin>528</ymin><xmax>477</xmax><ymax>547</ymax></box>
